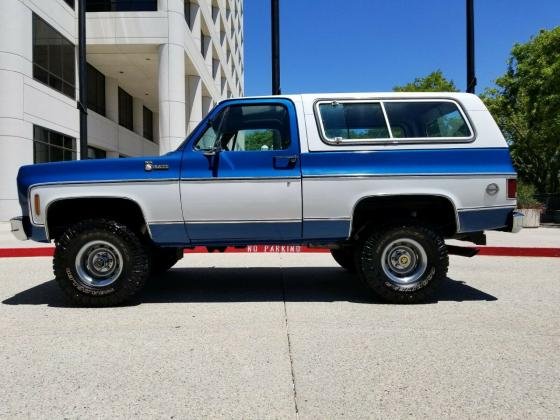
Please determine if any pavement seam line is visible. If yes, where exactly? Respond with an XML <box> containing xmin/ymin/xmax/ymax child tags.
<box><xmin>281</xmin><ymin>269</ymin><xmax>300</xmax><ymax>419</ymax></box>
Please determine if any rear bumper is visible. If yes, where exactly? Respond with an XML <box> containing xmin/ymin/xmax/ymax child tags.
<box><xmin>10</xmin><ymin>217</ymin><xmax>28</xmax><ymax>241</ymax></box>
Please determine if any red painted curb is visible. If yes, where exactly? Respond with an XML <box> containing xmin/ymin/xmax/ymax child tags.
<box><xmin>0</xmin><ymin>245</ymin><xmax>559</xmax><ymax>258</ymax></box>
<box><xmin>0</xmin><ymin>247</ymin><xmax>55</xmax><ymax>258</ymax></box>
<box><xmin>476</xmin><ymin>246</ymin><xmax>560</xmax><ymax>258</ymax></box>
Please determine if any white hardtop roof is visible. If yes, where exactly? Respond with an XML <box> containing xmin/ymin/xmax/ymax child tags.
<box><xmin>225</xmin><ymin>92</ymin><xmax>486</xmax><ymax>110</ymax></box>
<box><xmin>232</xmin><ymin>91</ymin><xmax>475</xmax><ymax>99</ymax></box>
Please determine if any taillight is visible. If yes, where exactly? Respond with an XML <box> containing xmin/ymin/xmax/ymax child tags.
<box><xmin>507</xmin><ymin>178</ymin><xmax>517</xmax><ymax>199</ymax></box>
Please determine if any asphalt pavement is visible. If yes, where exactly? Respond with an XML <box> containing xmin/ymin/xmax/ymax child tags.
<box><xmin>1</xmin><ymin>250</ymin><xmax>559</xmax><ymax>418</ymax></box>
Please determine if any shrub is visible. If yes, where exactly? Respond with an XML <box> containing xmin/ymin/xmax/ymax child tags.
<box><xmin>517</xmin><ymin>182</ymin><xmax>543</xmax><ymax>209</ymax></box>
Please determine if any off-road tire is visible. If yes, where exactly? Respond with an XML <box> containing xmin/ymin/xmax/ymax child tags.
<box><xmin>151</xmin><ymin>247</ymin><xmax>183</xmax><ymax>275</ymax></box>
<box><xmin>53</xmin><ymin>219</ymin><xmax>150</xmax><ymax>306</ymax></box>
<box><xmin>330</xmin><ymin>248</ymin><xmax>356</xmax><ymax>272</ymax></box>
<box><xmin>355</xmin><ymin>224</ymin><xmax>448</xmax><ymax>303</ymax></box>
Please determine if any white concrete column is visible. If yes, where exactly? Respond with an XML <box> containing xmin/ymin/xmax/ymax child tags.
<box><xmin>105</xmin><ymin>76</ymin><xmax>119</xmax><ymax>123</ymax></box>
<box><xmin>0</xmin><ymin>1</ymin><xmax>33</xmax><ymax>220</ymax></box>
<box><xmin>158</xmin><ymin>43</ymin><xmax>186</xmax><ymax>154</ymax></box>
<box><xmin>186</xmin><ymin>75</ymin><xmax>202</xmax><ymax>134</ymax></box>
<box><xmin>158</xmin><ymin>0</ymin><xmax>186</xmax><ymax>154</ymax></box>
<box><xmin>132</xmin><ymin>97</ymin><xmax>143</xmax><ymax>137</ymax></box>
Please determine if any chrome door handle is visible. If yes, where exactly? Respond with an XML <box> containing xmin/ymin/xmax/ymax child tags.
<box><xmin>274</xmin><ymin>155</ymin><xmax>298</xmax><ymax>164</ymax></box>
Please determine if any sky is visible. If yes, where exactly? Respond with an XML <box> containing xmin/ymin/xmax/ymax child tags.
<box><xmin>242</xmin><ymin>0</ymin><xmax>560</xmax><ymax>96</ymax></box>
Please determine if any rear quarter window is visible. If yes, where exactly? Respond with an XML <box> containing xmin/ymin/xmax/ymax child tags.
<box><xmin>315</xmin><ymin>99</ymin><xmax>473</xmax><ymax>144</ymax></box>
<box><xmin>384</xmin><ymin>101</ymin><xmax>472</xmax><ymax>139</ymax></box>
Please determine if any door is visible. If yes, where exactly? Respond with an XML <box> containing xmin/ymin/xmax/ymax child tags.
<box><xmin>180</xmin><ymin>99</ymin><xmax>302</xmax><ymax>243</ymax></box>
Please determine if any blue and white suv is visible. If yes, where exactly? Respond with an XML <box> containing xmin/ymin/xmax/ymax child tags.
<box><xmin>11</xmin><ymin>92</ymin><xmax>522</xmax><ymax>305</ymax></box>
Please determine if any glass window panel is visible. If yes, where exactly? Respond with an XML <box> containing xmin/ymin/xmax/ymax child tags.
<box><xmin>33</xmin><ymin>126</ymin><xmax>47</xmax><ymax>143</ymax></box>
<box><xmin>49</xmin><ymin>75</ymin><xmax>63</xmax><ymax>92</ymax></box>
<box><xmin>49</xmin><ymin>132</ymin><xmax>63</xmax><ymax>147</ymax></box>
<box><xmin>143</xmin><ymin>106</ymin><xmax>153</xmax><ymax>141</ymax></box>
<box><xmin>87</xmin><ymin>63</ymin><xmax>105</xmax><ymax>115</ymax></box>
<box><xmin>391</xmin><ymin>126</ymin><xmax>406</xmax><ymax>138</ymax></box>
<box><xmin>118</xmin><ymin>87</ymin><xmax>133</xmax><ymax>130</ymax></box>
<box><xmin>62</xmin><ymin>82</ymin><xmax>74</xmax><ymax>98</ymax></box>
<box><xmin>194</xmin><ymin>105</ymin><xmax>291</xmax><ymax>152</ymax></box>
<box><xmin>62</xmin><ymin>43</ymin><xmax>75</xmax><ymax>85</ymax></box>
<box><xmin>48</xmin><ymin>43</ymin><xmax>62</xmax><ymax>79</ymax></box>
<box><xmin>32</xmin><ymin>14</ymin><xmax>75</xmax><ymax>99</ymax></box>
<box><xmin>194</xmin><ymin>125</ymin><xmax>220</xmax><ymax>151</ymax></box>
<box><xmin>33</xmin><ymin>65</ymin><xmax>48</xmax><ymax>85</ymax></box>
<box><xmin>33</xmin><ymin>125</ymin><xmax>76</xmax><ymax>164</ymax></box>
<box><xmin>50</xmin><ymin>146</ymin><xmax>64</xmax><ymax>162</ymax></box>
<box><xmin>33</xmin><ymin>141</ymin><xmax>49</xmax><ymax>164</ymax></box>
<box><xmin>88</xmin><ymin>146</ymin><xmax>107</xmax><ymax>159</ymax></box>
<box><xmin>318</xmin><ymin>102</ymin><xmax>390</xmax><ymax>141</ymax></box>
<box><xmin>34</xmin><ymin>44</ymin><xmax>48</xmax><ymax>70</ymax></box>
<box><xmin>384</xmin><ymin>101</ymin><xmax>472</xmax><ymax>138</ymax></box>
<box><xmin>63</xmin><ymin>136</ymin><xmax>75</xmax><ymax>149</ymax></box>
<box><xmin>231</xmin><ymin>129</ymin><xmax>278</xmax><ymax>151</ymax></box>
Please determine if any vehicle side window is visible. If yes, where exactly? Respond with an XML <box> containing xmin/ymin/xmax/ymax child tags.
<box><xmin>194</xmin><ymin>104</ymin><xmax>291</xmax><ymax>152</ymax></box>
<box><xmin>383</xmin><ymin>101</ymin><xmax>472</xmax><ymax>138</ymax></box>
<box><xmin>318</xmin><ymin>102</ymin><xmax>390</xmax><ymax>141</ymax></box>
<box><xmin>315</xmin><ymin>99</ymin><xmax>473</xmax><ymax>144</ymax></box>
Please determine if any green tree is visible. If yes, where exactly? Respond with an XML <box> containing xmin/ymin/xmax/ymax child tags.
<box><xmin>482</xmin><ymin>27</ymin><xmax>560</xmax><ymax>193</ymax></box>
<box><xmin>393</xmin><ymin>70</ymin><xmax>459</xmax><ymax>92</ymax></box>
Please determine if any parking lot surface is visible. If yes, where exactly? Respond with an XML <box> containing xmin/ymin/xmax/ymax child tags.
<box><xmin>1</xmin><ymin>251</ymin><xmax>559</xmax><ymax>418</ymax></box>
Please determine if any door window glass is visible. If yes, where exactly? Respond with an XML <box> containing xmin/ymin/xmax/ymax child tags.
<box><xmin>194</xmin><ymin>104</ymin><xmax>291</xmax><ymax>152</ymax></box>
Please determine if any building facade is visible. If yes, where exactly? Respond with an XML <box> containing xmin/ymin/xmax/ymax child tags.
<box><xmin>0</xmin><ymin>0</ymin><xmax>244</xmax><ymax>220</ymax></box>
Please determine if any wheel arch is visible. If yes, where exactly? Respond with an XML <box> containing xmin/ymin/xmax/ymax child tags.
<box><xmin>45</xmin><ymin>196</ymin><xmax>152</xmax><ymax>241</ymax></box>
<box><xmin>350</xmin><ymin>193</ymin><xmax>460</xmax><ymax>238</ymax></box>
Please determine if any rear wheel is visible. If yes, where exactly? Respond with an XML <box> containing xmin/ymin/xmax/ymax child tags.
<box><xmin>330</xmin><ymin>248</ymin><xmax>356</xmax><ymax>272</ymax></box>
<box><xmin>355</xmin><ymin>225</ymin><xmax>448</xmax><ymax>303</ymax></box>
<box><xmin>53</xmin><ymin>219</ymin><xmax>150</xmax><ymax>306</ymax></box>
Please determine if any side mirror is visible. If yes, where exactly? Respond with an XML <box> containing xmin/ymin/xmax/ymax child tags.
<box><xmin>203</xmin><ymin>146</ymin><xmax>220</xmax><ymax>175</ymax></box>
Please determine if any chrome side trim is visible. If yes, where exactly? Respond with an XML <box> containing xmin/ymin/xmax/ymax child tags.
<box><xmin>29</xmin><ymin>179</ymin><xmax>178</xmax><ymax>189</ymax></box>
<box><xmin>303</xmin><ymin>173</ymin><xmax>517</xmax><ymax>179</ymax></box>
<box><xmin>185</xmin><ymin>219</ymin><xmax>300</xmax><ymax>224</ymax></box>
<box><xmin>459</xmin><ymin>205</ymin><xmax>516</xmax><ymax>211</ymax></box>
<box><xmin>180</xmin><ymin>177</ymin><xmax>301</xmax><ymax>182</ymax></box>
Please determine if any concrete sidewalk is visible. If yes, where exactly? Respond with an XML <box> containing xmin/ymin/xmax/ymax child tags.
<box><xmin>1</xmin><ymin>221</ymin><xmax>558</xmax><ymax>250</ymax></box>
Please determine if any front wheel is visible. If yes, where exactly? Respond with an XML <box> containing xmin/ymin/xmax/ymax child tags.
<box><xmin>355</xmin><ymin>225</ymin><xmax>448</xmax><ymax>303</ymax></box>
<box><xmin>53</xmin><ymin>219</ymin><xmax>150</xmax><ymax>306</ymax></box>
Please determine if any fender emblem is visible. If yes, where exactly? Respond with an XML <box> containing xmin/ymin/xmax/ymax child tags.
<box><xmin>145</xmin><ymin>161</ymin><xmax>169</xmax><ymax>171</ymax></box>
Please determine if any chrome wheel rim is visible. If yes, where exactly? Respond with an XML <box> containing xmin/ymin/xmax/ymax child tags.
<box><xmin>380</xmin><ymin>238</ymin><xmax>427</xmax><ymax>287</ymax></box>
<box><xmin>75</xmin><ymin>240</ymin><xmax>123</xmax><ymax>288</ymax></box>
